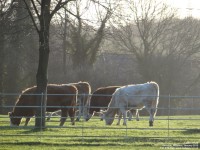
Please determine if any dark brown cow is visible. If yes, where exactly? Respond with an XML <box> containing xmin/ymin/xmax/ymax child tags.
<box><xmin>8</xmin><ymin>84</ymin><xmax>77</xmax><ymax>126</ymax></box>
<box><xmin>86</xmin><ymin>86</ymin><xmax>120</xmax><ymax>121</ymax></box>
<box><xmin>85</xmin><ymin>86</ymin><xmax>140</xmax><ymax>122</ymax></box>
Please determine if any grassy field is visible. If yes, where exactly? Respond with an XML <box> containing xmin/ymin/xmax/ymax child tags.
<box><xmin>0</xmin><ymin>115</ymin><xmax>199</xmax><ymax>150</ymax></box>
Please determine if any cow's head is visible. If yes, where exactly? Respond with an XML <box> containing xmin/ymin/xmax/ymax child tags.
<box><xmin>8</xmin><ymin>112</ymin><xmax>21</xmax><ymax>126</ymax></box>
<box><xmin>103</xmin><ymin>109</ymin><xmax>116</xmax><ymax>125</ymax></box>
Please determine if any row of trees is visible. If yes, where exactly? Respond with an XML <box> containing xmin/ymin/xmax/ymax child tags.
<box><xmin>0</xmin><ymin>0</ymin><xmax>119</xmax><ymax>127</ymax></box>
<box><xmin>0</xmin><ymin>1</ymin><xmax>38</xmax><ymax>114</ymax></box>
<box><xmin>1</xmin><ymin>0</ymin><xmax>200</xmax><ymax>124</ymax></box>
<box><xmin>110</xmin><ymin>0</ymin><xmax>200</xmax><ymax>95</ymax></box>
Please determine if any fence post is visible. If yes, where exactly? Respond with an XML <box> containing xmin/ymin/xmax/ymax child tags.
<box><xmin>0</xmin><ymin>93</ymin><xmax>2</xmax><ymax>114</ymax></box>
<box><xmin>167</xmin><ymin>94</ymin><xmax>171</xmax><ymax>139</ymax></box>
<box><xmin>35</xmin><ymin>92</ymin><xmax>46</xmax><ymax>130</ymax></box>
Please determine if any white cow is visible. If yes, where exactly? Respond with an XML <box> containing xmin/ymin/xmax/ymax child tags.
<box><xmin>104</xmin><ymin>82</ymin><xmax>159</xmax><ymax>126</ymax></box>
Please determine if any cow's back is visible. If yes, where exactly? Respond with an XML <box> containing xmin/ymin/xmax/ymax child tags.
<box><xmin>113</xmin><ymin>82</ymin><xmax>159</xmax><ymax>107</ymax></box>
<box><xmin>90</xmin><ymin>86</ymin><xmax>120</xmax><ymax>107</ymax></box>
<box><xmin>13</xmin><ymin>86</ymin><xmax>37</xmax><ymax>117</ymax></box>
<box><xmin>46</xmin><ymin>84</ymin><xmax>77</xmax><ymax>112</ymax></box>
<box><xmin>71</xmin><ymin>81</ymin><xmax>91</xmax><ymax>95</ymax></box>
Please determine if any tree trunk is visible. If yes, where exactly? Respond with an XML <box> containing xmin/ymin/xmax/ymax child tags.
<box><xmin>35</xmin><ymin>33</ymin><xmax>49</xmax><ymax>128</ymax></box>
<box><xmin>35</xmin><ymin>0</ymin><xmax>51</xmax><ymax>129</ymax></box>
<box><xmin>0</xmin><ymin>23</ymin><xmax>5</xmax><ymax>114</ymax></box>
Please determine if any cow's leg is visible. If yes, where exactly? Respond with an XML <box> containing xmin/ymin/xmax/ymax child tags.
<box><xmin>135</xmin><ymin>109</ymin><xmax>140</xmax><ymax>121</ymax></box>
<box><xmin>60</xmin><ymin>109</ymin><xmax>68</xmax><ymax>126</ymax></box>
<box><xmin>99</xmin><ymin>112</ymin><xmax>104</xmax><ymax>121</ymax></box>
<box><xmin>150</xmin><ymin>107</ymin><xmax>157</xmax><ymax>126</ymax></box>
<box><xmin>24</xmin><ymin>117</ymin><xmax>31</xmax><ymax>126</ymax></box>
<box><xmin>116</xmin><ymin>111</ymin><xmax>122</xmax><ymax>125</ymax></box>
<box><xmin>128</xmin><ymin>109</ymin><xmax>134</xmax><ymax>121</ymax></box>
<box><xmin>69</xmin><ymin>107</ymin><xmax>75</xmax><ymax>125</ymax></box>
<box><xmin>82</xmin><ymin>96</ymin><xmax>88</xmax><ymax>120</ymax></box>
<box><xmin>46</xmin><ymin>112</ymin><xmax>53</xmax><ymax>121</ymax></box>
<box><xmin>149</xmin><ymin>108</ymin><xmax>154</xmax><ymax>126</ymax></box>
<box><xmin>119</xmin><ymin>108</ymin><xmax>127</xmax><ymax>126</ymax></box>
<box><xmin>128</xmin><ymin>109</ymin><xmax>140</xmax><ymax>121</ymax></box>
<box><xmin>146</xmin><ymin>107</ymin><xmax>154</xmax><ymax>127</ymax></box>
<box><xmin>99</xmin><ymin>109</ymin><xmax>106</xmax><ymax>121</ymax></box>
<box><xmin>76</xmin><ymin>105</ymin><xmax>81</xmax><ymax>121</ymax></box>
<box><xmin>76</xmin><ymin>98</ymin><xmax>82</xmax><ymax>121</ymax></box>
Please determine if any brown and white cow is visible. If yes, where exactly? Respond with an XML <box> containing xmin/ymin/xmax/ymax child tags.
<box><xmin>104</xmin><ymin>82</ymin><xmax>159</xmax><ymax>126</ymax></box>
<box><xmin>85</xmin><ymin>86</ymin><xmax>140</xmax><ymax>122</ymax></box>
<box><xmin>8</xmin><ymin>84</ymin><xmax>77</xmax><ymax>126</ymax></box>
<box><xmin>46</xmin><ymin>81</ymin><xmax>91</xmax><ymax>121</ymax></box>
<box><xmin>71</xmin><ymin>81</ymin><xmax>91</xmax><ymax>121</ymax></box>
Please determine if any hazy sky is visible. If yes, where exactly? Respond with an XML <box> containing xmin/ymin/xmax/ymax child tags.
<box><xmin>167</xmin><ymin>0</ymin><xmax>200</xmax><ymax>18</ymax></box>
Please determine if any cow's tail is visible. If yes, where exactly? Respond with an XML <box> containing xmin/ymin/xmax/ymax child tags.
<box><xmin>150</xmin><ymin>82</ymin><xmax>159</xmax><ymax>117</ymax></box>
<box><xmin>85</xmin><ymin>86</ymin><xmax>92</xmax><ymax>107</ymax></box>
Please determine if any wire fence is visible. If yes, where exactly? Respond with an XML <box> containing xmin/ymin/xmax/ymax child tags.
<box><xmin>0</xmin><ymin>93</ymin><xmax>200</xmax><ymax>141</ymax></box>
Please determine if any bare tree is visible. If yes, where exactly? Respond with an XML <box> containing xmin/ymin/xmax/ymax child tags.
<box><xmin>22</xmin><ymin>0</ymin><xmax>75</xmax><ymax>129</ymax></box>
<box><xmin>161</xmin><ymin>17</ymin><xmax>200</xmax><ymax>94</ymax></box>
<box><xmin>60</xmin><ymin>0</ymin><xmax>117</xmax><ymax>80</ymax></box>
<box><xmin>111</xmin><ymin>0</ymin><xmax>175</xmax><ymax>82</ymax></box>
<box><xmin>109</xmin><ymin>0</ymin><xmax>200</xmax><ymax>114</ymax></box>
<box><xmin>0</xmin><ymin>0</ymin><xmax>13</xmax><ymax>114</ymax></box>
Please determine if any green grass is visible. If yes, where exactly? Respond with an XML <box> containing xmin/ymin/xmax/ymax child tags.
<box><xmin>0</xmin><ymin>115</ymin><xmax>199</xmax><ymax>150</ymax></box>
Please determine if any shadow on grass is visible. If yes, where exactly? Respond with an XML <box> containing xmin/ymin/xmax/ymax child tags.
<box><xmin>0</xmin><ymin>125</ymin><xmax>50</xmax><ymax>134</ymax></box>
<box><xmin>182</xmin><ymin>129</ymin><xmax>200</xmax><ymax>134</ymax></box>
<box><xmin>0</xmin><ymin>141</ymin><xmax>125</xmax><ymax>147</ymax></box>
<box><xmin>0</xmin><ymin>137</ymin><xmax>185</xmax><ymax>148</ymax></box>
<box><xmin>0</xmin><ymin>135</ymin><xmax>192</xmax><ymax>149</ymax></box>
<box><xmin>81</xmin><ymin>137</ymin><xmax>182</xmax><ymax>143</ymax></box>
<box><xmin>22</xmin><ymin>127</ymin><xmax>49</xmax><ymax>134</ymax></box>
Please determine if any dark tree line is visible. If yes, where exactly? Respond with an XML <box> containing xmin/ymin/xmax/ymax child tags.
<box><xmin>1</xmin><ymin>0</ymin><xmax>200</xmax><ymax>121</ymax></box>
<box><xmin>0</xmin><ymin>1</ymin><xmax>38</xmax><ymax>114</ymax></box>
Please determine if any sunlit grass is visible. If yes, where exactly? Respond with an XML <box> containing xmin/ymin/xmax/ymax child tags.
<box><xmin>0</xmin><ymin>115</ymin><xmax>199</xmax><ymax>149</ymax></box>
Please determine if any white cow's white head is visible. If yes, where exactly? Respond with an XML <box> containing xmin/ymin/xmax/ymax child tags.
<box><xmin>103</xmin><ymin>109</ymin><xmax>117</xmax><ymax>125</ymax></box>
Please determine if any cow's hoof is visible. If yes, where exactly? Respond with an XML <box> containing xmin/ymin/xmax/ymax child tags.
<box><xmin>76</xmin><ymin>118</ymin><xmax>80</xmax><ymax>122</ymax></box>
<box><xmin>123</xmin><ymin>123</ymin><xmax>127</xmax><ymax>126</ymax></box>
<box><xmin>149</xmin><ymin>121</ymin><xmax>153</xmax><ymax>127</ymax></box>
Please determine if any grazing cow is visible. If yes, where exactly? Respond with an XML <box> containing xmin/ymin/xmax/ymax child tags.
<box><xmin>46</xmin><ymin>81</ymin><xmax>91</xmax><ymax>121</ymax></box>
<box><xmin>85</xmin><ymin>86</ymin><xmax>139</xmax><ymax>121</ymax></box>
<box><xmin>104</xmin><ymin>82</ymin><xmax>159</xmax><ymax>126</ymax></box>
<box><xmin>8</xmin><ymin>84</ymin><xmax>77</xmax><ymax>126</ymax></box>
<box><xmin>71</xmin><ymin>81</ymin><xmax>91</xmax><ymax>121</ymax></box>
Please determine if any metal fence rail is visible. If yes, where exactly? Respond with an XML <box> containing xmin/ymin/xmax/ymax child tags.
<box><xmin>0</xmin><ymin>93</ymin><xmax>200</xmax><ymax>140</ymax></box>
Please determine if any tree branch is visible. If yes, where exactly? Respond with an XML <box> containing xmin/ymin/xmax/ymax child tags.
<box><xmin>30</xmin><ymin>0</ymin><xmax>40</xmax><ymax>19</ymax></box>
<box><xmin>50</xmin><ymin>0</ymin><xmax>75</xmax><ymax>18</ymax></box>
<box><xmin>22</xmin><ymin>0</ymin><xmax>39</xmax><ymax>33</ymax></box>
